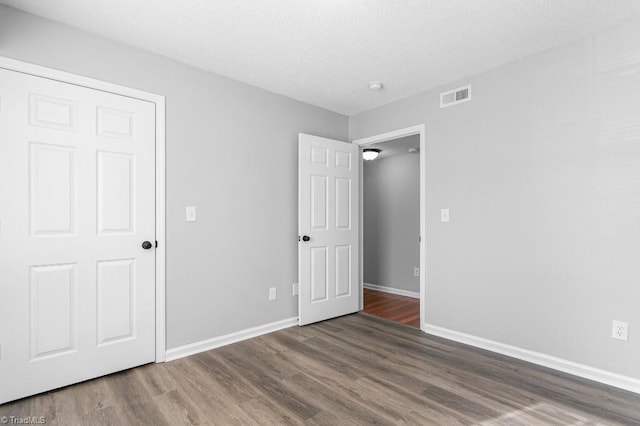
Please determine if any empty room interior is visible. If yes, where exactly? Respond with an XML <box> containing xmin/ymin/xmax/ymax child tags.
<box><xmin>1</xmin><ymin>1</ymin><xmax>640</xmax><ymax>424</ymax></box>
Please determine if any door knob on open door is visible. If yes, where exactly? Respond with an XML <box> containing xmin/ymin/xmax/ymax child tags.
<box><xmin>302</xmin><ymin>235</ymin><xmax>311</xmax><ymax>242</ymax></box>
<box><xmin>141</xmin><ymin>241</ymin><xmax>153</xmax><ymax>250</ymax></box>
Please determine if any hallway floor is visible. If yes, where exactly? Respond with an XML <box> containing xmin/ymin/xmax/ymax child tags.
<box><xmin>363</xmin><ymin>288</ymin><xmax>419</xmax><ymax>328</ymax></box>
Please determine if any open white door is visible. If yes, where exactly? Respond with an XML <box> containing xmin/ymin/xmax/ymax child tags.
<box><xmin>298</xmin><ymin>134</ymin><xmax>359</xmax><ymax>325</ymax></box>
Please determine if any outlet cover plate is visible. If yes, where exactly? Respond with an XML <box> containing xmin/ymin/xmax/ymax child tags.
<box><xmin>612</xmin><ymin>320</ymin><xmax>628</xmax><ymax>341</ymax></box>
<box><xmin>269</xmin><ymin>287</ymin><xmax>277</xmax><ymax>301</ymax></box>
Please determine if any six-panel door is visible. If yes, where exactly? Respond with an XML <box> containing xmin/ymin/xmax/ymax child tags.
<box><xmin>298</xmin><ymin>134</ymin><xmax>359</xmax><ymax>325</ymax></box>
<box><xmin>0</xmin><ymin>68</ymin><xmax>156</xmax><ymax>404</ymax></box>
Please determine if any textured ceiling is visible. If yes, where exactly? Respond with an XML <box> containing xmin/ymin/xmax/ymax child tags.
<box><xmin>2</xmin><ymin>1</ymin><xmax>639</xmax><ymax>115</ymax></box>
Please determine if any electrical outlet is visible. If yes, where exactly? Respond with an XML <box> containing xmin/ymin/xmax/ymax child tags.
<box><xmin>268</xmin><ymin>287</ymin><xmax>277</xmax><ymax>301</ymax></box>
<box><xmin>414</xmin><ymin>267</ymin><xmax>420</xmax><ymax>277</ymax></box>
<box><xmin>292</xmin><ymin>283</ymin><xmax>299</xmax><ymax>296</ymax></box>
<box><xmin>612</xmin><ymin>320</ymin><xmax>628</xmax><ymax>341</ymax></box>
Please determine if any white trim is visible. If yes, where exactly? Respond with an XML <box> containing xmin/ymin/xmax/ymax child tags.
<box><xmin>166</xmin><ymin>317</ymin><xmax>299</xmax><ymax>361</ymax></box>
<box><xmin>0</xmin><ymin>56</ymin><xmax>164</xmax><ymax>104</ymax></box>
<box><xmin>353</xmin><ymin>124</ymin><xmax>427</xmax><ymax>332</ymax></box>
<box><xmin>154</xmin><ymin>99</ymin><xmax>167</xmax><ymax>362</ymax></box>
<box><xmin>364</xmin><ymin>283</ymin><xmax>419</xmax><ymax>299</ymax></box>
<box><xmin>0</xmin><ymin>56</ymin><xmax>167</xmax><ymax>362</ymax></box>
<box><xmin>425</xmin><ymin>323</ymin><xmax>640</xmax><ymax>395</ymax></box>
<box><xmin>353</xmin><ymin>124</ymin><xmax>425</xmax><ymax>146</ymax></box>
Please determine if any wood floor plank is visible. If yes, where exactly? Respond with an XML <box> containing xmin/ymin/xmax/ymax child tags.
<box><xmin>112</xmin><ymin>398</ymin><xmax>170</xmax><ymax>426</ymax></box>
<box><xmin>250</xmin><ymin>335</ymin><xmax>410</xmax><ymax>423</ymax></box>
<box><xmin>78</xmin><ymin>405</ymin><xmax>127</xmax><ymax>426</ymax></box>
<box><xmin>31</xmin><ymin>387</ymin><xmax>81</xmax><ymax>425</ymax></box>
<box><xmin>165</xmin><ymin>357</ymin><xmax>261</xmax><ymax>425</ymax></box>
<box><xmin>103</xmin><ymin>368</ymin><xmax>154</xmax><ymax>408</ymax></box>
<box><xmin>239</xmin><ymin>396</ymin><xmax>305</xmax><ymax>426</ymax></box>
<box><xmin>133</xmin><ymin>362</ymin><xmax>181</xmax><ymax>398</ymax></box>
<box><xmin>70</xmin><ymin>375</ymin><xmax>118</xmax><ymax>417</ymax></box>
<box><xmin>215</xmin><ymin>340</ymin><xmax>321</xmax><ymax>422</ymax></box>
<box><xmin>150</xmin><ymin>389</ymin><xmax>204</xmax><ymax>425</ymax></box>
<box><xmin>2</xmin><ymin>313</ymin><xmax>639</xmax><ymax>425</ymax></box>
<box><xmin>363</xmin><ymin>288</ymin><xmax>420</xmax><ymax>328</ymax></box>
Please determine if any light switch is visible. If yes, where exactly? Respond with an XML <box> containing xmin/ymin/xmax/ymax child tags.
<box><xmin>441</xmin><ymin>209</ymin><xmax>450</xmax><ymax>223</ymax></box>
<box><xmin>186</xmin><ymin>206</ymin><xmax>197</xmax><ymax>222</ymax></box>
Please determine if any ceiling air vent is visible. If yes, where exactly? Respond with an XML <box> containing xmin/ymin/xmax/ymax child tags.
<box><xmin>440</xmin><ymin>85</ymin><xmax>471</xmax><ymax>108</ymax></box>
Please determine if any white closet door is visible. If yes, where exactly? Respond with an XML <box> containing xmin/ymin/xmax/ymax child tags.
<box><xmin>0</xmin><ymin>68</ymin><xmax>156</xmax><ymax>404</ymax></box>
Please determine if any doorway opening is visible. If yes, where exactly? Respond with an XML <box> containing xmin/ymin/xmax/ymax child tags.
<box><xmin>354</xmin><ymin>125</ymin><xmax>426</xmax><ymax>330</ymax></box>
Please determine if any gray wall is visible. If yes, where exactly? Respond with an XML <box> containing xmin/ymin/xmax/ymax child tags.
<box><xmin>364</xmin><ymin>153</ymin><xmax>420</xmax><ymax>293</ymax></box>
<box><xmin>0</xmin><ymin>6</ymin><xmax>348</xmax><ymax>349</ymax></box>
<box><xmin>351</xmin><ymin>20</ymin><xmax>640</xmax><ymax>379</ymax></box>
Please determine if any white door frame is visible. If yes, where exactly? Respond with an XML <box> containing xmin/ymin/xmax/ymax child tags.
<box><xmin>353</xmin><ymin>124</ymin><xmax>426</xmax><ymax>332</ymax></box>
<box><xmin>0</xmin><ymin>56</ymin><xmax>167</xmax><ymax>361</ymax></box>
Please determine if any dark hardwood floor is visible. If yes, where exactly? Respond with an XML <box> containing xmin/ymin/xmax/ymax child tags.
<box><xmin>2</xmin><ymin>313</ymin><xmax>640</xmax><ymax>425</ymax></box>
<box><xmin>364</xmin><ymin>287</ymin><xmax>420</xmax><ymax>328</ymax></box>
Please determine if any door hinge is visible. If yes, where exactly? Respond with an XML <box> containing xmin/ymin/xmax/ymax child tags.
<box><xmin>155</xmin><ymin>240</ymin><xmax>158</xmax><ymax>248</ymax></box>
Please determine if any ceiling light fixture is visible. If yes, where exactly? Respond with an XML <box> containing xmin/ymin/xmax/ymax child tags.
<box><xmin>363</xmin><ymin>148</ymin><xmax>381</xmax><ymax>161</ymax></box>
<box><xmin>368</xmin><ymin>81</ymin><xmax>384</xmax><ymax>91</ymax></box>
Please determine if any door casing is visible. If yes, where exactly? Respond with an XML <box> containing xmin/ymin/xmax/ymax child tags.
<box><xmin>0</xmin><ymin>56</ymin><xmax>167</xmax><ymax>361</ymax></box>
<box><xmin>353</xmin><ymin>124</ymin><xmax>426</xmax><ymax>332</ymax></box>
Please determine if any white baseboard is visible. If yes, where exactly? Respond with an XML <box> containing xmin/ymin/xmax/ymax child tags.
<box><xmin>424</xmin><ymin>323</ymin><xmax>640</xmax><ymax>395</ymax></box>
<box><xmin>166</xmin><ymin>317</ymin><xmax>298</xmax><ymax>361</ymax></box>
<box><xmin>364</xmin><ymin>282</ymin><xmax>420</xmax><ymax>299</ymax></box>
